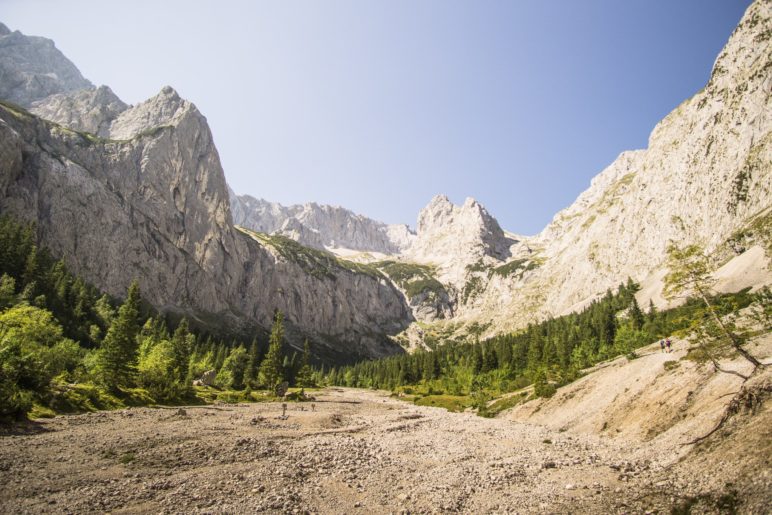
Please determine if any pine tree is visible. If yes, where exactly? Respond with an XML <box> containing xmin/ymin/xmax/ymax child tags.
<box><xmin>296</xmin><ymin>339</ymin><xmax>314</xmax><ymax>388</ymax></box>
<box><xmin>0</xmin><ymin>273</ymin><xmax>16</xmax><ymax>309</ymax></box>
<box><xmin>95</xmin><ymin>280</ymin><xmax>141</xmax><ymax>390</ymax></box>
<box><xmin>246</xmin><ymin>338</ymin><xmax>261</xmax><ymax>386</ymax></box>
<box><xmin>664</xmin><ymin>242</ymin><xmax>761</xmax><ymax>369</ymax></box>
<box><xmin>171</xmin><ymin>318</ymin><xmax>192</xmax><ymax>384</ymax></box>
<box><xmin>259</xmin><ymin>312</ymin><xmax>285</xmax><ymax>391</ymax></box>
<box><xmin>629</xmin><ymin>296</ymin><xmax>645</xmax><ymax>330</ymax></box>
<box><xmin>647</xmin><ymin>299</ymin><xmax>657</xmax><ymax>322</ymax></box>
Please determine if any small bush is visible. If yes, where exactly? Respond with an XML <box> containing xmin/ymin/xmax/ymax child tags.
<box><xmin>663</xmin><ymin>360</ymin><xmax>681</xmax><ymax>371</ymax></box>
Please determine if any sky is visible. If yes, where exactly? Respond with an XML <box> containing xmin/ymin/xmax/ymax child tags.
<box><xmin>2</xmin><ymin>0</ymin><xmax>753</xmax><ymax>234</ymax></box>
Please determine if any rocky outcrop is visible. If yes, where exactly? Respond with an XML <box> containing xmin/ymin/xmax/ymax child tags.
<box><xmin>29</xmin><ymin>85</ymin><xmax>127</xmax><ymax>137</ymax></box>
<box><xmin>230</xmin><ymin>192</ymin><xmax>416</xmax><ymax>255</ymax></box>
<box><xmin>0</xmin><ymin>22</ymin><xmax>92</xmax><ymax>107</ymax></box>
<box><xmin>408</xmin><ymin>195</ymin><xmax>517</xmax><ymax>266</ymax></box>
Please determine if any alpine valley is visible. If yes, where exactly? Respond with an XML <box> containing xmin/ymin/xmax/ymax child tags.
<box><xmin>1</xmin><ymin>1</ymin><xmax>769</xmax><ymax>363</ymax></box>
<box><xmin>1</xmin><ymin>2</ymin><xmax>772</xmax><ymax>514</ymax></box>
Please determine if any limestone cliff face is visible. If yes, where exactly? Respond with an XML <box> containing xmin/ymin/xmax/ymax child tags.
<box><xmin>0</xmin><ymin>23</ymin><xmax>92</xmax><ymax>107</ymax></box>
<box><xmin>230</xmin><ymin>192</ymin><xmax>416</xmax><ymax>255</ymax></box>
<box><xmin>409</xmin><ymin>195</ymin><xmax>515</xmax><ymax>265</ymax></box>
<box><xmin>469</xmin><ymin>0</ymin><xmax>772</xmax><ymax>332</ymax></box>
<box><xmin>0</xmin><ymin>86</ymin><xmax>410</xmax><ymax>361</ymax></box>
<box><xmin>29</xmin><ymin>85</ymin><xmax>127</xmax><ymax>137</ymax></box>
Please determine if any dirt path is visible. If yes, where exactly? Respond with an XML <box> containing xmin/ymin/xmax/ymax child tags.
<box><xmin>0</xmin><ymin>386</ymin><xmax>738</xmax><ymax>514</ymax></box>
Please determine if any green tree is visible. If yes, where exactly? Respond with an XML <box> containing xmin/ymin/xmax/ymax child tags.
<box><xmin>629</xmin><ymin>296</ymin><xmax>645</xmax><ymax>331</ymax></box>
<box><xmin>94</xmin><ymin>280</ymin><xmax>142</xmax><ymax>390</ymax></box>
<box><xmin>664</xmin><ymin>243</ymin><xmax>762</xmax><ymax>371</ymax></box>
<box><xmin>219</xmin><ymin>345</ymin><xmax>250</xmax><ymax>390</ymax></box>
<box><xmin>296</xmin><ymin>339</ymin><xmax>314</xmax><ymax>388</ymax></box>
<box><xmin>0</xmin><ymin>273</ymin><xmax>16</xmax><ymax>309</ymax></box>
<box><xmin>246</xmin><ymin>338</ymin><xmax>261</xmax><ymax>386</ymax></box>
<box><xmin>259</xmin><ymin>312</ymin><xmax>285</xmax><ymax>391</ymax></box>
<box><xmin>171</xmin><ymin>318</ymin><xmax>192</xmax><ymax>384</ymax></box>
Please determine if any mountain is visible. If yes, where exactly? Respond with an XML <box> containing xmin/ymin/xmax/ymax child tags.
<box><xmin>0</xmin><ymin>22</ymin><xmax>92</xmax><ymax>107</ymax></box>
<box><xmin>0</xmin><ymin>0</ymin><xmax>769</xmax><ymax>356</ymax></box>
<box><xmin>459</xmin><ymin>0</ymin><xmax>772</xmax><ymax>334</ymax></box>
<box><xmin>0</xmin><ymin>29</ymin><xmax>411</xmax><ymax>363</ymax></box>
<box><xmin>230</xmin><ymin>191</ymin><xmax>415</xmax><ymax>256</ymax></box>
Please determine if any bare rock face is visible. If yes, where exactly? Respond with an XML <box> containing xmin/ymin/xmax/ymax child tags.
<box><xmin>0</xmin><ymin>23</ymin><xmax>92</xmax><ymax>107</ymax></box>
<box><xmin>469</xmin><ymin>0</ymin><xmax>772</xmax><ymax>332</ymax></box>
<box><xmin>409</xmin><ymin>195</ymin><xmax>516</xmax><ymax>267</ymax></box>
<box><xmin>29</xmin><ymin>85</ymin><xmax>127</xmax><ymax>137</ymax></box>
<box><xmin>0</xmin><ymin>93</ymin><xmax>410</xmax><ymax>361</ymax></box>
<box><xmin>230</xmin><ymin>192</ymin><xmax>416</xmax><ymax>255</ymax></box>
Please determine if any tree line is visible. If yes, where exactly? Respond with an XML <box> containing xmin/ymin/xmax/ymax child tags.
<box><xmin>324</xmin><ymin>276</ymin><xmax>759</xmax><ymax>399</ymax></box>
<box><xmin>0</xmin><ymin>217</ymin><xmax>315</xmax><ymax>419</ymax></box>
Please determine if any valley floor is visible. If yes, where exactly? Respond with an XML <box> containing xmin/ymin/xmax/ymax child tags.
<box><xmin>1</xmin><ymin>379</ymin><xmax>769</xmax><ymax>514</ymax></box>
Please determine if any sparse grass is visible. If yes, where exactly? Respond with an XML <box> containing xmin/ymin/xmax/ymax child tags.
<box><xmin>27</xmin><ymin>403</ymin><xmax>56</xmax><ymax>419</ymax></box>
<box><xmin>581</xmin><ymin>214</ymin><xmax>597</xmax><ymax>230</ymax></box>
<box><xmin>374</xmin><ymin>260</ymin><xmax>446</xmax><ymax>300</ymax></box>
<box><xmin>727</xmin><ymin>204</ymin><xmax>772</xmax><ymax>254</ymax></box>
<box><xmin>119</xmin><ymin>452</ymin><xmax>136</xmax><ymax>465</ymax></box>
<box><xmin>491</xmin><ymin>258</ymin><xmax>540</xmax><ymax>279</ymax></box>
<box><xmin>0</xmin><ymin>99</ymin><xmax>33</xmax><ymax>120</ymax></box>
<box><xmin>236</xmin><ymin>226</ymin><xmax>385</xmax><ymax>281</ymax></box>
<box><xmin>484</xmin><ymin>393</ymin><xmax>529</xmax><ymax>417</ymax></box>
<box><xmin>193</xmin><ymin>385</ymin><xmax>276</xmax><ymax>404</ymax></box>
<box><xmin>414</xmin><ymin>395</ymin><xmax>472</xmax><ymax>413</ymax></box>
<box><xmin>663</xmin><ymin>360</ymin><xmax>681</xmax><ymax>371</ymax></box>
<box><xmin>462</xmin><ymin>275</ymin><xmax>484</xmax><ymax>304</ymax></box>
<box><xmin>136</xmin><ymin>125</ymin><xmax>171</xmax><ymax>139</ymax></box>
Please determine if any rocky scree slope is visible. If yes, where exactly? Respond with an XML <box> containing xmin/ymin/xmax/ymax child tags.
<box><xmin>0</xmin><ymin>27</ymin><xmax>411</xmax><ymax>361</ymax></box>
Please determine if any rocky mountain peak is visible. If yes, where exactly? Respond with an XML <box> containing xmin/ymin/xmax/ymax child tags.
<box><xmin>30</xmin><ymin>85</ymin><xmax>128</xmax><ymax>138</ymax></box>
<box><xmin>108</xmin><ymin>86</ymin><xmax>194</xmax><ymax>139</ymax></box>
<box><xmin>0</xmin><ymin>23</ymin><xmax>92</xmax><ymax>107</ymax></box>
<box><xmin>410</xmin><ymin>195</ymin><xmax>514</xmax><ymax>268</ymax></box>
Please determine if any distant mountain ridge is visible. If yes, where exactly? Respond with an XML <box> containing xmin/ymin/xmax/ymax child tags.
<box><xmin>229</xmin><ymin>191</ymin><xmax>416</xmax><ymax>255</ymax></box>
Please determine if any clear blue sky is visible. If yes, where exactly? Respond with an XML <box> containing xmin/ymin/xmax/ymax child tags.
<box><xmin>2</xmin><ymin>0</ymin><xmax>752</xmax><ymax>234</ymax></box>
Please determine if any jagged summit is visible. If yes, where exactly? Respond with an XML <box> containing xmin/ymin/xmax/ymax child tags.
<box><xmin>108</xmin><ymin>85</ymin><xmax>194</xmax><ymax>139</ymax></box>
<box><xmin>0</xmin><ymin>23</ymin><xmax>92</xmax><ymax>106</ymax></box>
<box><xmin>30</xmin><ymin>85</ymin><xmax>127</xmax><ymax>137</ymax></box>
<box><xmin>409</xmin><ymin>194</ymin><xmax>515</xmax><ymax>267</ymax></box>
<box><xmin>230</xmin><ymin>191</ymin><xmax>416</xmax><ymax>256</ymax></box>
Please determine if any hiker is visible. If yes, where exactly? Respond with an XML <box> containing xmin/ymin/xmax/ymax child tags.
<box><xmin>660</xmin><ymin>340</ymin><xmax>665</xmax><ymax>353</ymax></box>
<box><xmin>666</xmin><ymin>338</ymin><xmax>672</xmax><ymax>353</ymax></box>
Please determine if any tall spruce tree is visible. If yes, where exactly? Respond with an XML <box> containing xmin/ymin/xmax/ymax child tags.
<box><xmin>246</xmin><ymin>338</ymin><xmax>261</xmax><ymax>386</ymax></box>
<box><xmin>296</xmin><ymin>339</ymin><xmax>314</xmax><ymax>388</ymax></box>
<box><xmin>629</xmin><ymin>296</ymin><xmax>645</xmax><ymax>330</ymax></box>
<box><xmin>171</xmin><ymin>318</ymin><xmax>192</xmax><ymax>384</ymax></box>
<box><xmin>260</xmin><ymin>312</ymin><xmax>285</xmax><ymax>391</ymax></box>
<box><xmin>95</xmin><ymin>280</ymin><xmax>141</xmax><ymax>390</ymax></box>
